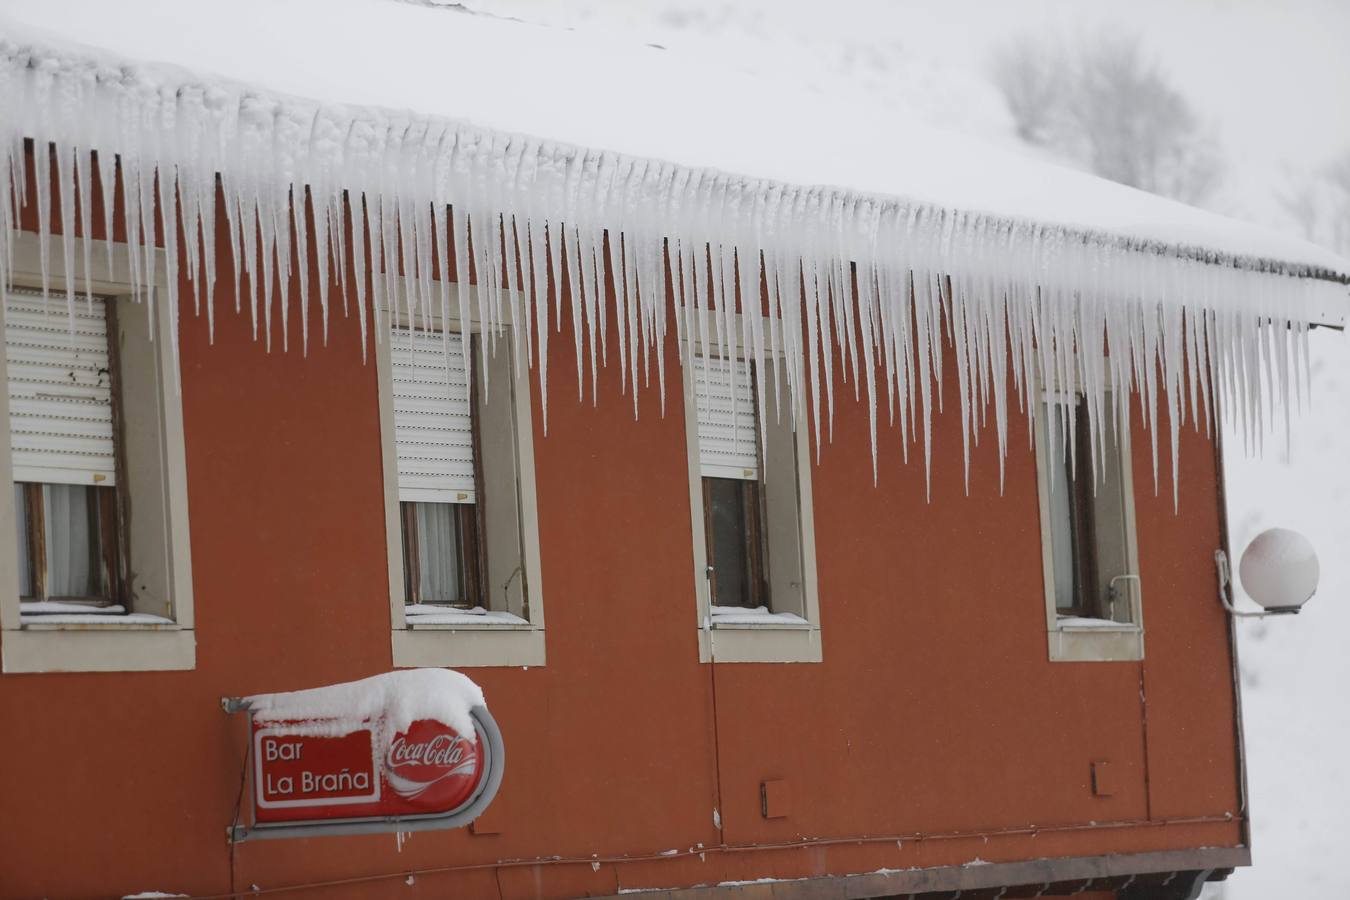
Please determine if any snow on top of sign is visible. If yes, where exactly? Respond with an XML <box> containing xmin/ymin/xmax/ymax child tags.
<box><xmin>0</xmin><ymin>0</ymin><xmax>1347</xmax><ymax>496</ymax></box>
<box><xmin>246</xmin><ymin>669</ymin><xmax>484</xmax><ymax>745</ymax></box>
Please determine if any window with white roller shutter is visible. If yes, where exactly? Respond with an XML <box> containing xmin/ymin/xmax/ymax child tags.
<box><xmin>692</xmin><ymin>354</ymin><xmax>768</xmax><ymax>610</ymax></box>
<box><xmin>389</xmin><ymin>325</ymin><xmax>485</xmax><ymax>609</ymax></box>
<box><xmin>376</xmin><ymin>307</ymin><xmax>546</xmax><ymax>666</ymax></box>
<box><xmin>5</xmin><ymin>287</ymin><xmax>123</xmax><ymax>606</ymax></box>
<box><xmin>2</xmin><ymin>233</ymin><xmax>197</xmax><ymax>672</ymax></box>
<box><xmin>682</xmin><ymin>326</ymin><xmax>821</xmax><ymax>664</ymax></box>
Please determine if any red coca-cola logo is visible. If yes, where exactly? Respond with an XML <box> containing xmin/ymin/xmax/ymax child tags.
<box><xmin>382</xmin><ymin>719</ymin><xmax>484</xmax><ymax>811</ymax></box>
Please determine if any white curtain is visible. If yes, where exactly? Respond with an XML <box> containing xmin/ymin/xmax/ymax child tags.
<box><xmin>414</xmin><ymin>501</ymin><xmax>464</xmax><ymax>605</ymax></box>
<box><xmin>42</xmin><ymin>483</ymin><xmax>96</xmax><ymax>598</ymax></box>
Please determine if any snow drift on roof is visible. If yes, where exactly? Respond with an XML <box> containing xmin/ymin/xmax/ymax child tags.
<box><xmin>0</xmin><ymin>0</ymin><xmax>1347</xmax><ymax>495</ymax></box>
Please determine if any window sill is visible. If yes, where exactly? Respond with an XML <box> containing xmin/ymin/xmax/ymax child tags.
<box><xmin>19</xmin><ymin>615</ymin><xmax>178</xmax><ymax>630</ymax></box>
<box><xmin>708</xmin><ymin>606</ymin><xmax>811</xmax><ymax>629</ymax></box>
<box><xmin>1054</xmin><ymin>617</ymin><xmax>1141</xmax><ymax>633</ymax></box>
<box><xmin>406</xmin><ymin>621</ymin><xmax>534</xmax><ymax>632</ymax></box>
<box><xmin>1047</xmin><ymin>623</ymin><xmax>1144</xmax><ymax>662</ymax></box>
<box><xmin>709</xmin><ymin>619</ymin><xmax>814</xmax><ymax>631</ymax></box>
<box><xmin>699</xmin><ymin>620</ymin><xmax>822</xmax><ymax>664</ymax></box>
<box><xmin>391</xmin><ymin>624</ymin><xmax>545</xmax><ymax>668</ymax></box>
<box><xmin>2</xmin><ymin>625</ymin><xmax>196</xmax><ymax>673</ymax></box>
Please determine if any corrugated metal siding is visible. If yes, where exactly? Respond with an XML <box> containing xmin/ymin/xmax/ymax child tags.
<box><xmin>391</xmin><ymin>326</ymin><xmax>476</xmax><ymax>503</ymax></box>
<box><xmin>694</xmin><ymin>355</ymin><xmax>759</xmax><ymax>480</ymax></box>
<box><xmin>5</xmin><ymin>289</ymin><xmax>116</xmax><ymax>486</ymax></box>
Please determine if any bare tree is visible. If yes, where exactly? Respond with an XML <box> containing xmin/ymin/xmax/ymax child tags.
<box><xmin>1280</xmin><ymin>148</ymin><xmax>1350</xmax><ymax>254</ymax></box>
<box><xmin>1280</xmin><ymin>178</ymin><xmax>1323</xmax><ymax>241</ymax></box>
<box><xmin>1327</xmin><ymin>151</ymin><xmax>1350</xmax><ymax>252</ymax></box>
<box><xmin>989</xmin><ymin>32</ymin><xmax>1224</xmax><ymax>205</ymax></box>
<box><xmin>988</xmin><ymin>38</ymin><xmax>1064</xmax><ymax>145</ymax></box>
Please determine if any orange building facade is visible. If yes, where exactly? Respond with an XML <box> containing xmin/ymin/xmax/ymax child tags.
<box><xmin>0</xmin><ymin>156</ymin><xmax>1249</xmax><ymax>900</ymax></box>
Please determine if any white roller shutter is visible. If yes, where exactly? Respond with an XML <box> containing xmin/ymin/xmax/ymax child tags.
<box><xmin>5</xmin><ymin>289</ymin><xmax>116</xmax><ymax>486</ymax></box>
<box><xmin>694</xmin><ymin>355</ymin><xmax>759</xmax><ymax>480</ymax></box>
<box><xmin>391</xmin><ymin>326</ymin><xmax>477</xmax><ymax>503</ymax></box>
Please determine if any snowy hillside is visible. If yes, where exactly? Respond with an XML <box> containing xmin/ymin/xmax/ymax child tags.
<box><xmin>456</xmin><ymin>2</ymin><xmax>1350</xmax><ymax>896</ymax></box>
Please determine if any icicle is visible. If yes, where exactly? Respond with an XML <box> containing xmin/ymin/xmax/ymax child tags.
<box><xmin>33</xmin><ymin>133</ymin><xmax>52</xmax><ymax>301</ymax></box>
<box><xmin>0</xmin><ymin>43</ymin><xmax>1342</xmax><ymax>505</ymax></box>
<box><xmin>74</xmin><ymin>148</ymin><xmax>93</xmax><ymax>303</ymax></box>
<box><xmin>54</xmin><ymin>142</ymin><xmax>77</xmax><ymax>325</ymax></box>
<box><xmin>352</xmin><ymin>193</ymin><xmax>370</xmax><ymax>360</ymax></box>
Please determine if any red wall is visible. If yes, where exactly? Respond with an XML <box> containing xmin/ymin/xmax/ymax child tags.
<box><xmin>0</xmin><ymin>174</ymin><xmax>1242</xmax><ymax>899</ymax></box>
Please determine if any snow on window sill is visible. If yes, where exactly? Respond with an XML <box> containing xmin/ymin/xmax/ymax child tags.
<box><xmin>22</xmin><ymin>601</ymin><xmax>127</xmax><ymax>615</ymax></box>
<box><xmin>17</xmin><ymin>601</ymin><xmax>177</xmax><ymax>628</ymax></box>
<box><xmin>1055</xmin><ymin>616</ymin><xmax>1140</xmax><ymax>633</ymax></box>
<box><xmin>706</xmin><ymin>606</ymin><xmax>812</xmax><ymax>629</ymax></box>
<box><xmin>404</xmin><ymin>605</ymin><xmax>531</xmax><ymax>629</ymax></box>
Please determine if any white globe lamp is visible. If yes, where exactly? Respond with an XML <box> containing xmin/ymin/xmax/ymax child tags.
<box><xmin>1237</xmin><ymin>528</ymin><xmax>1320</xmax><ymax>615</ymax></box>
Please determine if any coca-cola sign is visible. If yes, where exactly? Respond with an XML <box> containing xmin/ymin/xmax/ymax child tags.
<box><xmin>233</xmin><ymin>705</ymin><xmax>503</xmax><ymax>841</ymax></box>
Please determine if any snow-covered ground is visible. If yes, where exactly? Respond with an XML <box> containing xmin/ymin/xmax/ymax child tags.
<box><xmin>455</xmin><ymin>2</ymin><xmax>1350</xmax><ymax>895</ymax></box>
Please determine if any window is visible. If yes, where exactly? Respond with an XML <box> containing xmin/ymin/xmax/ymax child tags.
<box><xmin>695</xmin><ymin>357</ymin><xmax>769</xmax><ymax>610</ymax></box>
<box><xmin>684</xmin><ymin>343</ymin><xmax>821</xmax><ymax>664</ymax></box>
<box><xmin>1035</xmin><ymin>388</ymin><xmax>1143</xmax><ymax>662</ymax></box>
<box><xmin>1</xmin><ymin>232</ymin><xmax>196</xmax><ymax>673</ymax></box>
<box><xmin>7</xmin><ymin>291</ymin><xmax>124</xmax><ymax>612</ymax></box>
<box><xmin>378</xmin><ymin>294</ymin><xmax>545</xmax><ymax>669</ymax></box>
<box><xmin>391</xmin><ymin>329</ymin><xmax>486</xmax><ymax>610</ymax></box>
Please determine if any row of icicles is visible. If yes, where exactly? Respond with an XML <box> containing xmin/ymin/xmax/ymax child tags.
<box><xmin>0</xmin><ymin>133</ymin><xmax>1314</xmax><ymax>505</ymax></box>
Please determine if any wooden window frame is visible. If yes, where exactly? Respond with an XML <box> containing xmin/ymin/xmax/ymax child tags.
<box><xmin>400</xmin><ymin>501</ymin><xmax>486</xmax><ymax>609</ymax></box>
<box><xmin>17</xmin><ymin>482</ymin><xmax>123</xmax><ymax>605</ymax></box>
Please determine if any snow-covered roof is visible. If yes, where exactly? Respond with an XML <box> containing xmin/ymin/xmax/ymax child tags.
<box><xmin>1</xmin><ymin>0</ymin><xmax>1346</xmax><ymax>489</ymax></box>
<box><xmin>4</xmin><ymin>0</ymin><xmax>1345</xmax><ymax>284</ymax></box>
